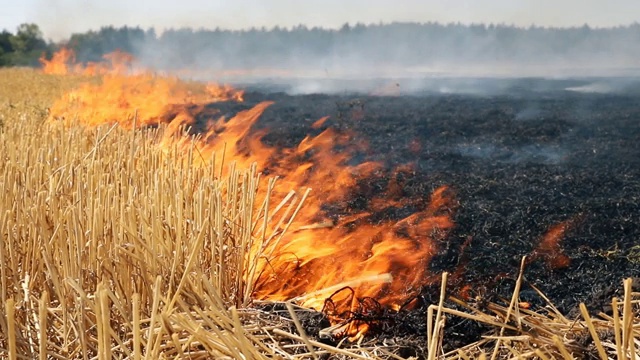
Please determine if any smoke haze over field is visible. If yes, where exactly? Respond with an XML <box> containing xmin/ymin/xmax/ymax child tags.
<box><xmin>31</xmin><ymin>21</ymin><xmax>640</xmax><ymax>94</ymax></box>
<box><xmin>60</xmin><ymin>22</ymin><xmax>640</xmax><ymax>94</ymax></box>
<box><xmin>4</xmin><ymin>1</ymin><xmax>640</xmax><ymax>93</ymax></box>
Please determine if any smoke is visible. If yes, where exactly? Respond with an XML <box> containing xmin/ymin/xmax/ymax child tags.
<box><xmin>22</xmin><ymin>0</ymin><xmax>640</xmax><ymax>94</ymax></box>
<box><xmin>454</xmin><ymin>143</ymin><xmax>568</xmax><ymax>165</ymax></box>
<box><xmin>120</xmin><ymin>22</ymin><xmax>640</xmax><ymax>95</ymax></box>
<box><xmin>515</xmin><ymin>106</ymin><xmax>544</xmax><ymax>121</ymax></box>
<box><xmin>564</xmin><ymin>78</ymin><xmax>640</xmax><ymax>94</ymax></box>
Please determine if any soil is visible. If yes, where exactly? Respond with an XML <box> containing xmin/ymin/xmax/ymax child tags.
<box><xmin>209</xmin><ymin>79</ymin><xmax>640</xmax><ymax>355</ymax></box>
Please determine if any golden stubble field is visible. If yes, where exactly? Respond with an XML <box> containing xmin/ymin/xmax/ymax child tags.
<box><xmin>0</xmin><ymin>67</ymin><xmax>639</xmax><ymax>360</ymax></box>
<box><xmin>0</xmin><ymin>67</ymin><xmax>305</xmax><ymax>359</ymax></box>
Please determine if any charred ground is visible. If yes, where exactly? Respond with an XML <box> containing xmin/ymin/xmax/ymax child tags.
<box><xmin>204</xmin><ymin>81</ymin><xmax>640</xmax><ymax>352</ymax></box>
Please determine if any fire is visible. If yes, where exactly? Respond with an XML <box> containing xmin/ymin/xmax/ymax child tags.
<box><xmin>40</xmin><ymin>47</ymin><xmax>136</xmax><ymax>76</ymax></box>
<box><xmin>43</xmin><ymin>49</ymin><xmax>456</xmax><ymax>328</ymax></box>
<box><xmin>254</xmin><ymin>183</ymin><xmax>454</xmax><ymax>310</ymax></box>
<box><xmin>49</xmin><ymin>73</ymin><xmax>243</xmax><ymax>129</ymax></box>
<box><xmin>43</xmin><ymin>48</ymin><xmax>243</xmax><ymax>129</ymax></box>
<box><xmin>40</xmin><ymin>47</ymin><xmax>76</xmax><ymax>75</ymax></box>
<box><xmin>532</xmin><ymin>220</ymin><xmax>572</xmax><ymax>269</ymax></box>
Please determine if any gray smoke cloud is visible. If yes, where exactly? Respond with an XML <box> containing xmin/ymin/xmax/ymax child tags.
<box><xmin>21</xmin><ymin>0</ymin><xmax>640</xmax><ymax>95</ymax></box>
<box><xmin>126</xmin><ymin>23</ymin><xmax>640</xmax><ymax>95</ymax></box>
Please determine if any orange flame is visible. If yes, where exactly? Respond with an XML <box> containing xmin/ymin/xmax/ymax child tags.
<box><xmin>40</xmin><ymin>47</ymin><xmax>76</xmax><ymax>75</ymax></box>
<box><xmin>43</xmin><ymin>49</ymin><xmax>243</xmax><ymax>129</ymax></box>
<box><xmin>44</xmin><ymin>49</ymin><xmax>456</xmax><ymax>315</ymax></box>
<box><xmin>40</xmin><ymin>47</ymin><xmax>136</xmax><ymax>76</ymax></box>
<box><xmin>533</xmin><ymin>220</ymin><xmax>572</xmax><ymax>269</ymax></box>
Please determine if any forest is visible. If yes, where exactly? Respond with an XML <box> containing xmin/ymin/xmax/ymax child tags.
<box><xmin>3</xmin><ymin>21</ymin><xmax>640</xmax><ymax>73</ymax></box>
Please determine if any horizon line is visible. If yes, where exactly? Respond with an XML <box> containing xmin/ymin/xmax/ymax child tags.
<box><xmin>4</xmin><ymin>19</ymin><xmax>640</xmax><ymax>40</ymax></box>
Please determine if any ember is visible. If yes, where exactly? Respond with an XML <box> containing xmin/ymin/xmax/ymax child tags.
<box><xmin>530</xmin><ymin>220</ymin><xmax>573</xmax><ymax>270</ymax></box>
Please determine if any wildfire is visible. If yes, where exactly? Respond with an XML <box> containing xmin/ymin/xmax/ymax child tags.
<box><xmin>43</xmin><ymin>48</ymin><xmax>243</xmax><ymax>129</ymax></box>
<box><xmin>42</xmin><ymin>49</ymin><xmax>456</xmax><ymax>337</ymax></box>
<box><xmin>40</xmin><ymin>47</ymin><xmax>136</xmax><ymax>76</ymax></box>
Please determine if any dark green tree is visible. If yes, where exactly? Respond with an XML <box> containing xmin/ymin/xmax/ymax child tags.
<box><xmin>0</xmin><ymin>30</ymin><xmax>14</xmax><ymax>66</ymax></box>
<box><xmin>5</xmin><ymin>23</ymin><xmax>48</xmax><ymax>66</ymax></box>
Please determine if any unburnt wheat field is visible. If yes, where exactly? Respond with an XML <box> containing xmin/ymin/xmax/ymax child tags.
<box><xmin>0</xmin><ymin>52</ymin><xmax>639</xmax><ymax>359</ymax></box>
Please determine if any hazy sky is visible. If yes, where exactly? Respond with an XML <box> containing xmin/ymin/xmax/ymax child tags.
<box><xmin>2</xmin><ymin>0</ymin><xmax>640</xmax><ymax>40</ymax></box>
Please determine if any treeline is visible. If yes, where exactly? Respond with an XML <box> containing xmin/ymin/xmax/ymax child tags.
<box><xmin>65</xmin><ymin>22</ymin><xmax>640</xmax><ymax>71</ymax></box>
<box><xmin>0</xmin><ymin>24</ymin><xmax>50</xmax><ymax>66</ymax></box>
<box><xmin>4</xmin><ymin>22</ymin><xmax>640</xmax><ymax>70</ymax></box>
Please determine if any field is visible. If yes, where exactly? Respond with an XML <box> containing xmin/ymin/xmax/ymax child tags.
<box><xmin>0</xmin><ymin>65</ymin><xmax>639</xmax><ymax>359</ymax></box>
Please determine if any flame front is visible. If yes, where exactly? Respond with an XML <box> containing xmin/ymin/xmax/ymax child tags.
<box><xmin>43</xmin><ymin>49</ymin><xmax>455</xmax><ymax>313</ymax></box>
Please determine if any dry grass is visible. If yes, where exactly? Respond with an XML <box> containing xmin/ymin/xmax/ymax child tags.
<box><xmin>433</xmin><ymin>261</ymin><xmax>640</xmax><ymax>360</ymax></box>
<box><xmin>0</xmin><ymin>68</ymin><xmax>298</xmax><ymax>358</ymax></box>
<box><xmin>0</xmin><ymin>68</ymin><xmax>638</xmax><ymax>359</ymax></box>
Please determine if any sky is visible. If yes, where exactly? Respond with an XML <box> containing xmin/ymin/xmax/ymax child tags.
<box><xmin>2</xmin><ymin>0</ymin><xmax>640</xmax><ymax>41</ymax></box>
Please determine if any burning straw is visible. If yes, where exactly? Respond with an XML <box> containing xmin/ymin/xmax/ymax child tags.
<box><xmin>0</xmin><ymin>102</ymin><xmax>286</xmax><ymax>357</ymax></box>
<box><xmin>1</xmin><ymin>66</ymin><xmax>639</xmax><ymax>359</ymax></box>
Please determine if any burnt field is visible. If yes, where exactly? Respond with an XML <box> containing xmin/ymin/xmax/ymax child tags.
<box><xmin>205</xmin><ymin>79</ymin><xmax>640</xmax><ymax>345</ymax></box>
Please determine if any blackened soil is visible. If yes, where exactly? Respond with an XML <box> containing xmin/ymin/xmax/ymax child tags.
<box><xmin>222</xmin><ymin>87</ymin><xmax>640</xmax><ymax>353</ymax></box>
